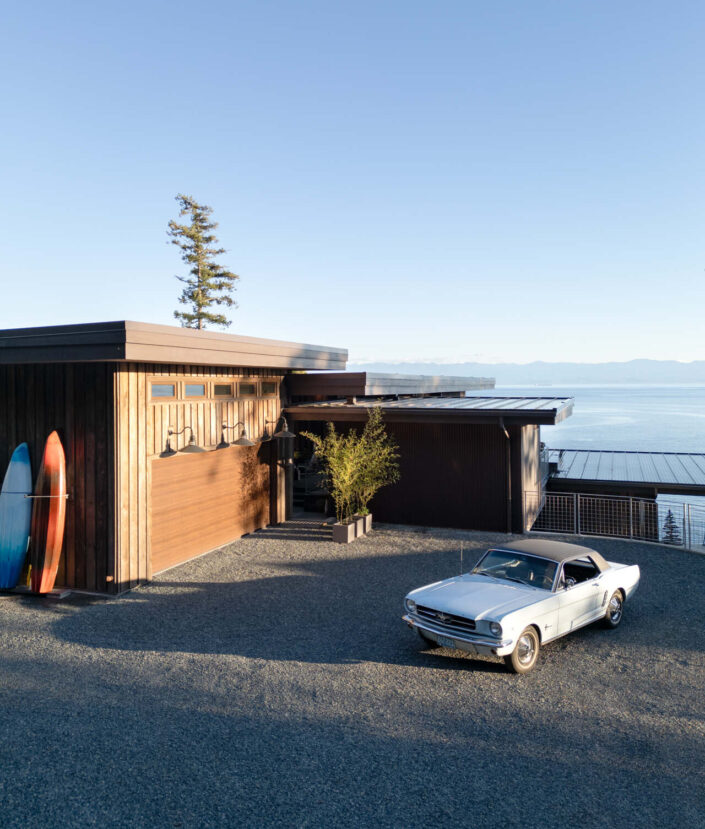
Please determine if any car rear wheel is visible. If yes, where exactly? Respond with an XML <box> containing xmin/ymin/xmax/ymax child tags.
<box><xmin>603</xmin><ymin>591</ymin><xmax>624</xmax><ymax>628</ymax></box>
<box><xmin>417</xmin><ymin>629</ymin><xmax>441</xmax><ymax>649</ymax></box>
<box><xmin>504</xmin><ymin>627</ymin><xmax>540</xmax><ymax>674</ymax></box>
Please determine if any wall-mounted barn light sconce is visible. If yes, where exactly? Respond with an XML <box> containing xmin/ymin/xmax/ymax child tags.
<box><xmin>264</xmin><ymin>416</ymin><xmax>295</xmax><ymax>440</ymax></box>
<box><xmin>264</xmin><ymin>416</ymin><xmax>295</xmax><ymax>465</ymax></box>
<box><xmin>160</xmin><ymin>426</ymin><xmax>206</xmax><ymax>457</ymax></box>
<box><xmin>217</xmin><ymin>421</ymin><xmax>255</xmax><ymax>449</ymax></box>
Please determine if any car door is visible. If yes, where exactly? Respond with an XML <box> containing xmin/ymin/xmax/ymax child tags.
<box><xmin>556</xmin><ymin>559</ymin><xmax>605</xmax><ymax>634</ymax></box>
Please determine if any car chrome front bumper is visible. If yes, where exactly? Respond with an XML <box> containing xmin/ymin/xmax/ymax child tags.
<box><xmin>402</xmin><ymin>614</ymin><xmax>515</xmax><ymax>656</ymax></box>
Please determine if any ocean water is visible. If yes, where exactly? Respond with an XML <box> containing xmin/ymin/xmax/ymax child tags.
<box><xmin>493</xmin><ymin>385</ymin><xmax>705</xmax><ymax>453</ymax></box>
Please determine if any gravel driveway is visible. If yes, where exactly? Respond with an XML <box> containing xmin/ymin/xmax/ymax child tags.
<box><xmin>1</xmin><ymin>521</ymin><xmax>704</xmax><ymax>828</ymax></box>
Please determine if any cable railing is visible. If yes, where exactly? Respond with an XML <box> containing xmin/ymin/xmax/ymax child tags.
<box><xmin>525</xmin><ymin>490</ymin><xmax>705</xmax><ymax>554</ymax></box>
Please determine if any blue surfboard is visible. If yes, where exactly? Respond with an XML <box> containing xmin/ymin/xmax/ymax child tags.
<box><xmin>0</xmin><ymin>443</ymin><xmax>33</xmax><ymax>589</ymax></box>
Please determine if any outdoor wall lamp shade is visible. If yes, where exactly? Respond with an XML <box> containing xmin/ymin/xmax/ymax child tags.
<box><xmin>263</xmin><ymin>416</ymin><xmax>295</xmax><ymax>441</ymax></box>
<box><xmin>217</xmin><ymin>421</ymin><xmax>255</xmax><ymax>449</ymax></box>
<box><xmin>272</xmin><ymin>417</ymin><xmax>295</xmax><ymax>439</ymax></box>
<box><xmin>161</xmin><ymin>426</ymin><xmax>206</xmax><ymax>457</ymax></box>
<box><xmin>265</xmin><ymin>416</ymin><xmax>295</xmax><ymax>464</ymax></box>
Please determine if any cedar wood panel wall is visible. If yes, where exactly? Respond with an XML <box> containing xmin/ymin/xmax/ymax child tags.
<box><xmin>114</xmin><ymin>363</ymin><xmax>284</xmax><ymax>592</ymax></box>
<box><xmin>0</xmin><ymin>363</ymin><xmax>114</xmax><ymax>592</ymax></box>
<box><xmin>151</xmin><ymin>443</ymin><xmax>273</xmax><ymax>573</ymax></box>
<box><xmin>0</xmin><ymin>362</ymin><xmax>284</xmax><ymax>595</ymax></box>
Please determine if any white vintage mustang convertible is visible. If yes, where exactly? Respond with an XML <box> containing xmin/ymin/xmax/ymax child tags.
<box><xmin>402</xmin><ymin>539</ymin><xmax>640</xmax><ymax>673</ymax></box>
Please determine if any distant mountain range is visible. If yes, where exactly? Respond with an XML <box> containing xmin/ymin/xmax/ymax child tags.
<box><xmin>348</xmin><ymin>359</ymin><xmax>705</xmax><ymax>386</ymax></box>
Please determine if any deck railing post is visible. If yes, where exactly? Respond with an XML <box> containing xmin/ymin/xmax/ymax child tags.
<box><xmin>629</xmin><ymin>497</ymin><xmax>634</xmax><ymax>539</ymax></box>
<box><xmin>573</xmin><ymin>493</ymin><xmax>579</xmax><ymax>535</ymax></box>
<box><xmin>683</xmin><ymin>503</ymin><xmax>688</xmax><ymax>550</ymax></box>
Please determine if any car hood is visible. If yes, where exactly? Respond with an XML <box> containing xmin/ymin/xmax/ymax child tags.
<box><xmin>408</xmin><ymin>574</ymin><xmax>542</xmax><ymax>620</ymax></box>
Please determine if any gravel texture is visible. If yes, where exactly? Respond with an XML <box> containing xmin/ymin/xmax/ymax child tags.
<box><xmin>1</xmin><ymin>520</ymin><xmax>704</xmax><ymax>829</ymax></box>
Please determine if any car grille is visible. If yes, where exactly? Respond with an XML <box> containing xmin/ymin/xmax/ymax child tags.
<box><xmin>416</xmin><ymin>605</ymin><xmax>476</xmax><ymax>633</ymax></box>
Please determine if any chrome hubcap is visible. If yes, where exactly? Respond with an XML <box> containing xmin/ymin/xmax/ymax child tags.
<box><xmin>517</xmin><ymin>633</ymin><xmax>536</xmax><ymax>665</ymax></box>
<box><xmin>609</xmin><ymin>596</ymin><xmax>622</xmax><ymax>623</ymax></box>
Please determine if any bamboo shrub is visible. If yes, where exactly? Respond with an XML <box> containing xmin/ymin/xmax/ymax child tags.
<box><xmin>301</xmin><ymin>408</ymin><xmax>400</xmax><ymax>523</ymax></box>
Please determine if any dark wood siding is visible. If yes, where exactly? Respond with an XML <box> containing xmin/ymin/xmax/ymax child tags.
<box><xmin>151</xmin><ymin>443</ymin><xmax>273</xmax><ymax>573</ymax></box>
<box><xmin>372</xmin><ymin>422</ymin><xmax>508</xmax><ymax>530</ymax></box>
<box><xmin>295</xmin><ymin>420</ymin><xmax>509</xmax><ymax>531</ymax></box>
<box><xmin>0</xmin><ymin>363</ymin><xmax>114</xmax><ymax>592</ymax></box>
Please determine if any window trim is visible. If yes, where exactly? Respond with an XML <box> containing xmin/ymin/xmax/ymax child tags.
<box><xmin>150</xmin><ymin>382</ymin><xmax>177</xmax><ymax>400</ymax></box>
<box><xmin>238</xmin><ymin>381</ymin><xmax>258</xmax><ymax>397</ymax></box>
<box><xmin>213</xmin><ymin>382</ymin><xmax>236</xmax><ymax>399</ymax></box>
<box><xmin>183</xmin><ymin>382</ymin><xmax>208</xmax><ymax>400</ymax></box>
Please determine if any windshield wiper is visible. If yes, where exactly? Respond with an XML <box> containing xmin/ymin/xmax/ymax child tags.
<box><xmin>503</xmin><ymin>576</ymin><xmax>528</xmax><ymax>585</ymax></box>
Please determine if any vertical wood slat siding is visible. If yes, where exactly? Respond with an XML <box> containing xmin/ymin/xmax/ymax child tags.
<box><xmin>113</xmin><ymin>363</ymin><xmax>284</xmax><ymax>590</ymax></box>
<box><xmin>0</xmin><ymin>363</ymin><xmax>114</xmax><ymax>592</ymax></box>
<box><xmin>371</xmin><ymin>422</ymin><xmax>508</xmax><ymax>531</ymax></box>
<box><xmin>0</xmin><ymin>362</ymin><xmax>284</xmax><ymax>594</ymax></box>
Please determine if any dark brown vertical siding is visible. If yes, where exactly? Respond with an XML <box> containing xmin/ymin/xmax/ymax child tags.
<box><xmin>294</xmin><ymin>420</ymin><xmax>508</xmax><ymax>531</ymax></box>
<box><xmin>372</xmin><ymin>422</ymin><xmax>508</xmax><ymax>531</ymax></box>
<box><xmin>0</xmin><ymin>362</ymin><xmax>115</xmax><ymax>592</ymax></box>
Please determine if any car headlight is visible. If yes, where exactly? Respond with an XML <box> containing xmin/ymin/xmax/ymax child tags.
<box><xmin>405</xmin><ymin>598</ymin><xmax>417</xmax><ymax>613</ymax></box>
<box><xmin>489</xmin><ymin>622</ymin><xmax>502</xmax><ymax>637</ymax></box>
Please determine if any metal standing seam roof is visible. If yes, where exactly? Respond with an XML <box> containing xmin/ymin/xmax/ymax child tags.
<box><xmin>286</xmin><ymin>396</ymin><xmax>574</xmax><ymax>424</ymax></box>
<box><xmin>549</xmin><ymin>448</ymin><xmax>705</xmax><ymax>491</ymax></box>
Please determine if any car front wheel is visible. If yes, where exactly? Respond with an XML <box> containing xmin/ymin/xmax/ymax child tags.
<box><xmin>504</xmin><ymin>627</ymin><xmax>540</xmax><ymax>674</ymax></box>
<box><xmin>603</xmin><ymin>591</ymin><xmax>624</xmax><ymax>628</ymax></box>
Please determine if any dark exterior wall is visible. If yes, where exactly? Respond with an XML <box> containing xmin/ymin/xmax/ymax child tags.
<box><xmin>0</xmin><ymin>363</ymin><xmax>114</xmax><ymax>592</ymax></box>
<box><xmin>294</xmin><ymin>420</ymin><xmax>510</xmax><ymax>531</ymax></box>
<box><xmin>374</xmin><ymin>422</ymin><xmax>508</xmax><ymax>530</ymax></box>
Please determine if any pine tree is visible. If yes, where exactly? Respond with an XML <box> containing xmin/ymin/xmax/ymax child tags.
<box><xmin>662</xmin><ymin>509</ymin><xmax>682</xmax><ymax>545</ymax></box>
<box><xmin>168</xmin><ymin>194</ymin><xmax>239</xmax><ymax>329</ymax></box>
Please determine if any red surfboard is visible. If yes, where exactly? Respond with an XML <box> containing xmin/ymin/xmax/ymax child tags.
<box><xmin>29</xmin><ymin>431</ymin><xmax>67</xmax><ymax>594</ymax></box>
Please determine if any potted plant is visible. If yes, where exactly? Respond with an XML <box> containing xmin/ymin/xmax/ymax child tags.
<box><xmin>302</xmin><ymin>409</ymin><xmax>399</xmax><ymax>543</ymax></box>
<box><xmin>301</xmin><ymin>424</ymin><xmax>359</xmax><ymax>543</ymax></box>
<box><xmin>352</xmin><ymin>408</ymin><xmax>400</xmax><ymax>535</ymax></box>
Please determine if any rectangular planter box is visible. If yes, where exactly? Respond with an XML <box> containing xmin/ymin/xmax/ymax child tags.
<box><xmin>354</xmin><ymin>516</ymin><xmax>365</xmax><ymax>537</ymax></box>
<box><xmin>362</xmin><ymin>513</ymin><xmax>372</xmax><ymax>534</ymax></box>
<box><xmin>332</xmin><ymin>521</ymin><xmax>356</xmax><ymax>544</ymax></box>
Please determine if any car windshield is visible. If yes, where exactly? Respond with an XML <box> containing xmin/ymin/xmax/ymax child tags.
<box><xmin>472</xmin><ymin>549</ymin><xmax>557</xmax><ymax>590</ymax></box>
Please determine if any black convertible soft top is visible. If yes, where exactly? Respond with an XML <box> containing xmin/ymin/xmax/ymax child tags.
<box><xmin>493</xmin><ymin>539</ymin><xmax>610</xmax><ymax>572</ymax></box>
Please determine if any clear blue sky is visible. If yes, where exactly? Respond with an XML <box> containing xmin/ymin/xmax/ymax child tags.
<box><xmin>1</xmin><ymin>1</ymin><xmax>703</xmax><ymax>364</ymax></box>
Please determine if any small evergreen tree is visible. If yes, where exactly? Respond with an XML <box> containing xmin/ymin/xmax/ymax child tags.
<box><xmin>662</xmin><ymin>509</ymin><xmax>683</xmax><ymax>545</ymax></box>
<box><xmin>168</xmin><ymin>194</ymin><xmax>239</xmax><ymax>329</ymax></box>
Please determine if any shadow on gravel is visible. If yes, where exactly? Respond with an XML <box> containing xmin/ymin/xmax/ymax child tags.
<box><xmin>3</xmin><ymin>647</ymin><xmax>702</xmax><ymax>829</ymax></box>
<box><xmin>47</xmin><ymin>533</ymin><xmax>704</xmax><ymax>666</ymax></box>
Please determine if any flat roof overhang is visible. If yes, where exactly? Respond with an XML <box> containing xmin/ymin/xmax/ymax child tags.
<box><xmin>286</xmin><ymin>371</ymin><xmax>495</xmax><ymax>398</ymax></box>
<box><xmin>0</xmin><ymin>321</ymin><xmax>348</xmax><ymax>371</ymax></box>
<box><xmin>286</xmin><ymin>396</ymin><xmax>574</xmax><ymax>426</ymax></box>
